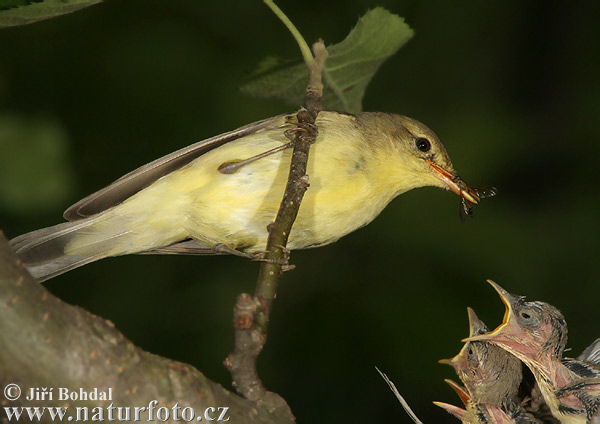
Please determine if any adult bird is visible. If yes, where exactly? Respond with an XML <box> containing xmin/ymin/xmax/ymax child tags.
<box><xmin>10</xmin><ymin>112</ymin><xmax>495</xmax><ymax>282</ymax></box>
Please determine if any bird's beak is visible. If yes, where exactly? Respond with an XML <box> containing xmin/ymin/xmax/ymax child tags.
<box><xmin>426</xmin><ymin>160</ymin><xmax>480</xmax><ymax>204</ymax></box>
<box><xmin>444</xmin><ymin>379</ymin><xmax>471</xmax><ymax>406</ymax></box>
<box><xmin>433</xmin><ymin>401</ymin><xmax>467</xmax><ymax>421</ymax></box>
<box><xmin>439</xmin><ymin>307</ymin><xmax>488</xmax><ymax>368</ymax></box>
<box><xmin>461</xmin><ymin>280</ymin><xmax>533</xmax><ymax>357</ymax></box>
<box><xmin>439</xmin><ymin>340</ymin><xmax>469</xmax><ymax>370</ymax></box>
<box><xmin>467</xmin><ymin>307</ymin><xmax>488</xmax><ymax>337</ymax></box>
<box><xmin>438</xmin><ymin>354</ymin><xmax>462</xmax><ymax>369</ymax></box>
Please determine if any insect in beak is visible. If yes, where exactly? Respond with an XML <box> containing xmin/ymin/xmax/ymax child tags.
<box><xmin>426</xmin><ymin>160</ymin><xmax>497</xmax><ymax>223</ymax></box>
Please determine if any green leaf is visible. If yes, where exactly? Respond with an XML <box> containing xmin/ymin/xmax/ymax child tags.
<box><xmin>241</xmin><ymin>7</ymin><xmax>414</xmax><ymax>114</ymax></box>
<box><xmin>0</xmin><ymin>114</ymin><xmax>75</xmax><ymax>214</ymax></box>
<box><xmin>0</xmin><ymin>0</ymin><xmax>102</xmax><ymax>28</ymax></box>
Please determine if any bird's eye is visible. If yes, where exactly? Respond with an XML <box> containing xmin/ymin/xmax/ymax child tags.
<box><xmin>517</xmin><ymin>308</ymin><xmax>540</xmax><ymax>327</ymax></box>
<box><xmin>415</xmin><ymin>137</ymin><xmax>431</xmax><ymax>152</ymax></box>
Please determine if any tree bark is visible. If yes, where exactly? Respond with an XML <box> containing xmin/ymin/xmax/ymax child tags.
<box><xmin>0</xmin><ymin>232</ymin><xmax>294</xmax><ymax>424</ymax></box>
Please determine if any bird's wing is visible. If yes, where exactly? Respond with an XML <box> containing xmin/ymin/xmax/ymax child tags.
<box><xmin>64</xmin><ymin>114</ymin><xmax>289</xmax><ymax>221</ymax></box>
<box><xmin>578</xmin><ymin>339</ymin><xmax>600</xmax><ymax>365</ymax></box>
<box><xmin>562</xmin><ymin>358</ymin><xmax>600</xmax><ymax>380</ymax></box>
<box><xmin>138</xmin><ymin>240</ymin><xmax>220</xmax><ymax>255</ymax></box>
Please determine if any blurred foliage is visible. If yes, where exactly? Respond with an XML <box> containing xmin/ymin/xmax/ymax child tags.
<box><xmin>1</xmin><ymin>1</ymin><xmax>600</xmax><ymax>423</ymax></box>
<box><xmin>0</xmin><ymin>114</ymin><xmax>74</xmax><ymax>213</ymax></box>
<box><xmin>241</xmin><ymin>7</ymin><xmax>413</xmax><ymax>113</ymax></box>
<box><xmin>0</xmin><ymin>0</ymin><xmax>102</xmax><ymax>28</ymax></box>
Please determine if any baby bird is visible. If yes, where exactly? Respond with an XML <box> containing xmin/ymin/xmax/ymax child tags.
<box><xmin>436</xmin><ymin>308</ymin><xmax>530</xmax><ymax>423</ymax></box>
<box><xmin>464</xmin><ymin>280</ymin><xmax>600</xmax><ymax>424</ymax></box>
<box><xmin>440</xmin><ymin>308</ymin><xmax>523</xmax><ymax>409</ymax></box>
<box><xmin>434</xmin><ymin>379</ymin><xmax>525</xmax><ymax>423</ymax></box>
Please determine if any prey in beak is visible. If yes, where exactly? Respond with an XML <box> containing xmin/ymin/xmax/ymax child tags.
<box><xmin>427</xmin><ymin>160</ymin><xmax>497</xmax><ymax>223</ymax></box>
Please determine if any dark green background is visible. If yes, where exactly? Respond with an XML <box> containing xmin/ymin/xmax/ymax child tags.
<box><xmin>2</xmin><ymin>1</ymin><xmax>599</xmax><ymax>422</ymax></box>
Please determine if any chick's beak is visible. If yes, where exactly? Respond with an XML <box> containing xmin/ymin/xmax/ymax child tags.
<box><xmin>467</xmin><ymin>307</ymin><xmax>488</xmax><ymax>337</ymax></box>
<box><xmin>433</xmin><ymin>401</ymin><xmax>468</xmax><ymax>421</ymax></box>
<box><xmin>440</xmin><ymin>308</ymin><xmax>488</xmax><ymax>368</ymax></box>
<box><xmin>426</xmin><ymin>160</ymin><xmax>480</xmax><ymax>203</ymax></box>
<box><xmin>462</xmin><ymin>282</ymin><xmax>515</xmax><ymax>345</ymax></box>
<box><xmin>461</xmin><ymin>281</ymin><xmax>528</xmax><ymax>353</ymax></box>
<box><xmin>439</xmin><ymin>356</ymin><xmax>458</xmax><ymax>366</ymax></box>
<box><xmin>444</xmin><ymin>379</ymin><xmax>471</xmax><ymax>406</ymax></box>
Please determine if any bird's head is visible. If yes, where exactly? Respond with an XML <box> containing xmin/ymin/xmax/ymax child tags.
<box><xmin>360</xmin><ymin>113</ymin><xmax>496</xmax><ymax>221</ymax></box>
<box><xmin>441</xmin><ymin>307</ymin><xmax>522</xmax><ymax>405</ymax></box>
<box><xmin>463</xmin><ymin>280</ymin><xmax>568</xmax><ymax>363</ymax></box>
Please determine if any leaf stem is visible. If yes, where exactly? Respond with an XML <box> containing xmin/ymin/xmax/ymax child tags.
<box><xmin>263</xmin><ymin>0</ymin><xmax>314</xmax><ymax>65</ymax></box>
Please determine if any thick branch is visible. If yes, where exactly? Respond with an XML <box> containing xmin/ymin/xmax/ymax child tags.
<box><xmin>0</xmin><ymin>232</ymin><xmax>293</xmax><ymax>424</ymax></box>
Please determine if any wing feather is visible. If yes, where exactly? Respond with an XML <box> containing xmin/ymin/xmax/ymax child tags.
<box><xmin>64</xmin><ymin>114</ymin><xmax>289</xmax><ymax>221</ymax></box>
<box><xmin>138</xmin><ymin>240</ymin><xmax>219</xmax><ymax>255</ymax></box>
<box><xmin>578</xmin><ymin>339</ymin><xmax>600</xmax><ymax>365</ymax></box>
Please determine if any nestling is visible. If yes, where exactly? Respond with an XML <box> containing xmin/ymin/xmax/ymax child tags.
<box><xmin>464</xmin><ymin>280</ymin><xmax>600</xmax><ymax>424</ymax></box>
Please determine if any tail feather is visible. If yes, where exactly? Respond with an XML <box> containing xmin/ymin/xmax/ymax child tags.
<box><xmin>21</xmin><ymin>254</ymin><xmax>100</xmax><ymax>282</ymax></box>
<box><xmin>10</xmin><ymin>218</ymin><xmax>106</xmax><ymax>282</ymax></box>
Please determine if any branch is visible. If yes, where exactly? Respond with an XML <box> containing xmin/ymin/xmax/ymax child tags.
<box><xmin>0</xmin><ymin>232</ymin><xmax>293</xmax><ymax>424</ymax></box>
<box><xmin>224</xmin><ymin>40</ymin><xmax>328</xmax><ymax>406</ymax></box>
<box><xmin>255</xmin><ymin>40</ymin><xmax>327</xmax><ymax>330</ymax></box>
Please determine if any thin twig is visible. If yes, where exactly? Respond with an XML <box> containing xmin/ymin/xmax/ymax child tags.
<box><xmin>263</xmin><ymin>0</ymin><xmax>313</xmax><ymax>66</ymax></box>
<box><xmin>254</xmin><ymin>39</ymin><xmax>326</xmax><ymax>331</ymax></box>
<box><xmin>224</xmin><ymin>40</ymin><xmax>327</xmax><ymax>406</ymax></box>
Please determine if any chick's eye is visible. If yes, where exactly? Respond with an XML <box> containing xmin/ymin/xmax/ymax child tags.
<box><xmin>415</xmin><ymin>137</ymin><xmax>431</xmax><ymax>152</ymax></box>
<box><xmin>518</xmin><ymin>308</ymin><xmax>539</xmax><ymax>326</ymax></box>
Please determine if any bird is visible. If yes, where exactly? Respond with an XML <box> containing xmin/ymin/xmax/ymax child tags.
<box><xmin>434</xmin><ymin>380</ymin><xmax>544</xmax><ymax>423</ymax></box>
<box><xmin>437</xmin><ymin>308</ymin><xmax>535</xmax><ymax>423</ymax></box>
<box><xmin>10</xmin><ymin>111</ymin><xmax>495</xmax><ymax>282</ymax></box>
<box><xmin>377</xmin><ymin>368</ymin><xmax>520</xmax><ymax>423</ymax></box>
<box><xmin>440</xmin><ymin>307</ymin><xmax>523</xmax><ymax>410</ymax></box>
<box><xmin>464</xmin><ymin>280</ymin><xmax>600</xmax><ymax>424</ymax></box>
<box><xmin>433</xmin><ymin>387</ymin><xmax>523</xmax><ymax>423</ymax></box>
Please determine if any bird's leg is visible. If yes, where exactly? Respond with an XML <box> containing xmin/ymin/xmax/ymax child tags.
<box><xmin>218</xmin><ymin>142</ymin><xmax>293</xmax><ymax>174</ymax></box>
<box><xmin>250</xmin><ymin>245</ymin><xmax>293</xmax><ymax>268</ymax></box>
<box><xmin>211</xmin><ymin>243</ymin><xmax>255</xmax><ymax>258</ymax></box>
<box><xmin>284</xmin><ymin>122</ymin><xmax>318</xmax><ymax>144</ymax></box>
<box><xmin>211</xmin><ymin>244</ymin><xmax>294</xmax><ymax>269</ymax></box>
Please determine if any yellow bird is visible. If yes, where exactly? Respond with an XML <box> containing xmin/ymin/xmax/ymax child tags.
<box><xmin>10</xmin><ymin>111</ymin><xmax>494</xmax><ymax>282</ymax></box>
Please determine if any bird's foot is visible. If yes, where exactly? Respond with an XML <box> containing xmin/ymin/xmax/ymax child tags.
<box><xmin>250</xmin><ymin>246</ymin><xmax>295</xmax><ymax>270</ymax></box>
<box><xmin>284</xmin><ymin>122</ymin><xmax>318</xmax><ymax>144</ymax></box>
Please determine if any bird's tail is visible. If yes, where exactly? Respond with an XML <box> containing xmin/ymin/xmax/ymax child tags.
<box><xmin>10</xmin><ymin>217</ymin><xmax>113</xmax><ymax>282</ymax></box>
